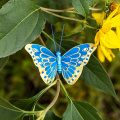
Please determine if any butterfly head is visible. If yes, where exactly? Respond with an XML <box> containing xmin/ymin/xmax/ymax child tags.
<box><xmin>56</xmin><ymin>51</ymin><xmax>61</xmax><ymax>56</ymax></box>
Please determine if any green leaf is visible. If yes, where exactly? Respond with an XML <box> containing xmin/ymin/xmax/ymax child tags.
<box><xmin>6</xmin><ymin>82</ymin><xmax>57</xmax><ymax>120</ymax></box>
<box><xmin>80</xmin><ymin>55</ymin><xmax>117</xmax><ymax>99</ymax></box>
<box><xmin>44</xmin><ymin>111</ymin><xmax>61</xmax><ymax>120</ymax></box>
<box><xmin>89</xmin><ymin>0</ymin><xmax>93</xmax><ymax>6</ymax></box>
<box><xmin>11</xmin><ymin>81</ymin><xmax>56</xmax><ymax>111</ymax></box>
<box><xmin>0</xmin><ymin>57</ymin><xmax>9</xmax><ymax>70</ymax></box>
<box><xmin>72</xmin><ymin>0</ymin><xmax>89</xmax><ymax>17</ymax></box>
<box><xmin>0</xmin><ymin>0</ymin><xmax>45</xmax><ymax>58</ymax></box>
<box><xmin>0</xmin><ymin>97</ymin><xmax>24</xmax><ymax>120</ymax></box>
<box><xmin>63</xmin><ymin>100</ymin><xmax>102</xmax><ymax>120</ymax></box>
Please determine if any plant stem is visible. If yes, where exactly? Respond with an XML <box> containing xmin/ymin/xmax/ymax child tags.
<box><xmin>24</xmin><ymin>81</ymin><xmax>57</xmax><ymax>115</ymax></box>
<box><xmin>40</xmin><ymin>7</ymin><xmax>74</xmax><ymax>12</ymax></box>
<box><xmin>38</xmin><ymin>35</ymin><xmax>46</xmax><ymax>47</ymax></box>
<box><xmin>32</xmin><ymin>80</ymin><xmax>57</xmax><ymax>111</ymax></box>
<box><xmin>42</xmin><ymin>31</ymin><xmax>53</xmax><ymax>42</ymax></box>
<box><xmin>44</xmin><ymin>79</ymin><xmax>60</xmax><ymax>114</ymax></box>
<box><xmin>89</xmin><ymin>7</ymin><xmax>103</xmax><ymax>11</ymax></box>
<box><xmin>41</xmin><ymin>8</ymin><xmax>86</xmax><ymax>23</ymax></box>
<box><xmin>38</xmin><ymin>34</ymin><xmax>61</xmax><ymax>115</ymax></box>
<box><xmin>40</xmin><ymin>7</ymin><xmax>81</xmax><ymax>15</ymax></box>
<box><xmin>59</xmin><ymin>80</ymin><xmax>70</xmax><ymax>99</ymax></box>
<box><xmin>40</xmin><ymin>6</ymin><xmax>102</xmax><ymax>12</ymax></box>
<box><xmin>85</xmin><ymin>24</ymin><xmax>96</xmax><ymax>29</ymax></box>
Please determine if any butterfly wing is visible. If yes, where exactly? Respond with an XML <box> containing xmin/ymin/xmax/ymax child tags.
<box><xmin>61</xmin><ymin>43</ymin><xmax>97</xmax><ymax>85</ymax></box>
<box><xmin>25</xmin><ymin>44</ymin><xmax>57</xmax><ymax>85</ymax></box>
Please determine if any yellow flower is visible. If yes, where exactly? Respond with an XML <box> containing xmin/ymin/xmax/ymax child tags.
<box><xmin>97</xmin><ymin>45</ymin><xmax>115</xmax><ymax>62</ymax></box>
<box><xmin>95</xmin><ymin>6</ymin><xmax>120</xmax><ymax>62</ymax></box>
<box><xmin>92</xmin><ymin>12</ymin><xmax>105</xmax><ymax>25</ymax></box>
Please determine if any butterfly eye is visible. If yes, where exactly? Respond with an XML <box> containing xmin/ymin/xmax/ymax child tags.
<box><xmin>82</xmin><ymin>48</ymin><xmax>88</xmax><ymax>52</ymax></box>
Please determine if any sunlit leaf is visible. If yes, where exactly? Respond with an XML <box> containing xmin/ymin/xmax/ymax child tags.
<box><xmin>0</xmin><ymin>0</ymin><xmax>45</xmax><ymax>58</ymax></box>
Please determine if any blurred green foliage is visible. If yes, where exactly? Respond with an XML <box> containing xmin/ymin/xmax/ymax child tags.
<box><xmin>0</xmin><ymin>0</ymin><xmax>120</xmax><ymax>120</ymax></box>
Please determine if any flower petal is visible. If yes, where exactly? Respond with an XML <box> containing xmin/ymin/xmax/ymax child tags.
<box><xmin>92</xmin><ymin>12</ymin><xmax>105</xmax><ymax>24</ymax></box>
<box><xmin>116</xmin><ymin>26</ymin><xmax>120</xmax><ymax>39</ymax></box>
<box><xmin>95</xmin><ymin>31</ymin><xmax>100</xmax><ymax>46</ymax></box>
<box><xmin>110</xmin><ymin>14</ymin><xmax>120</xmax><ymax>25</ymax></box>
<box><xmin>100</xmin><ymin>30</ymin><xmax>120</xmax><ymax>48</ymax></box>
<box><xmin>101</xmin><ymin>22</ymin><xmax>111</xmax><ymax>33</ymax></box>
<box><xmin>100</xmin><ymin>45</ymin><xmax>115</xmax><ymax>62</ymax></box>
<box><xmin>97</xmin><ymin>45</ymin><xmax>105</xmax><ymax>62</ymax></box>
<box><xmin>111</xmin><ymin>20</ymin><xmax>120</xmax><ymax>27</ymax></box>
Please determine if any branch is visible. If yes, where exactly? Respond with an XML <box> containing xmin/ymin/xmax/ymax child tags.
<box><xmin>44</xmin><ymin>79</ymin><xmax>60</xmax><ymax>114</ymax></box>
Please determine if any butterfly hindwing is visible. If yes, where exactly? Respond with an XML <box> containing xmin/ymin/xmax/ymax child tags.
<box><xmin>61</xmin><ymin>43</ymin><xmax>97</xmax><ymax>85</ymax></box>
<box><xmin>25</xmin><ymin>44</ymin><xmax>57</xmax><ymax>85</ymax></box>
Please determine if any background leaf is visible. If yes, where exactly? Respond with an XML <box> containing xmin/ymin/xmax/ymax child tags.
<box><xmin>63</xmin><ymin>99</ymin><xmax>102</xmax><ymax>120</ymax></box>
<box><xmin>72</xmin><ymin>0</ymin><xmax>89</xmax><ymax>17</ymax></box>
<box><xmin>0</xmin><ymin>0</ymin><xmax>45</xmax><ymax>58</ymax></box>
<box><xmin>80</xmin><ymin>55</ymin><xmax>117</xmax><ymax>99</ymax></box>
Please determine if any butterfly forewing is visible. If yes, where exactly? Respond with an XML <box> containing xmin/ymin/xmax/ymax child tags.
<box><xmin>61</xmin><ymin>43</ymin><xmax>97</xmax><ymax>85</ymax></box>
<box><xmin>25</xmin><ymin>44</ymin><xmax>57</xmax><ymax>85</ymax></box>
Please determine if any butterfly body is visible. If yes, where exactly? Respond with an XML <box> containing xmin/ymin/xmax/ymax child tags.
<box><xmin>25</xmin><ymin>43</ymin><xmax>97</xmax><ymax>85</ymax></box>
<box><xmin>56</xmin><ymin>52</ymin><xmax>62</xmax><ymax>74</ymax></box>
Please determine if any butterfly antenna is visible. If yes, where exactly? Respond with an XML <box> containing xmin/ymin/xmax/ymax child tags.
<box><xmin>59</xmin><ymin>24</ymin><xmax>65</xmax><ymax>52</ymax></box>
<box><xmin>51</xmin><ymin>24</ymin><xmax>57</xmax><ymax>52</ymax></box>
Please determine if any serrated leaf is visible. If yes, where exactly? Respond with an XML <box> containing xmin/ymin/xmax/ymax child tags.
<box><xmin>0</xmin><ymin>97</ymin><xmax>24</xmax><ymax>120</ymax></box>
<box><xmin>0</xmin><ymin>57</ymin><xmax>9</xmax><ymax>70</ymax></box>
<box><xmin>80</xmin><ymin>55</ymin><xmax>117</xmax><ymax>99</ymax></box>
<box><xmin>63</xmin><ymin>100</ymin><xmax>102</xmax><ymax>120</ymax></box>
<box><xmin>72</xmin><ymin>0</ymin><xmax>89</xmax><ymax>17</ymax></box>
<box><xmin>0</xmin><ymin>0</ymin><xmax>45</xmax><ymax>58</ymax></box>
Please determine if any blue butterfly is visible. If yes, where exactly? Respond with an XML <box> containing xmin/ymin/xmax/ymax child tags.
<box><xmin>25</xmin><ymin>25</ymin><xmax>97</xmax><ymax>85</ymax></box>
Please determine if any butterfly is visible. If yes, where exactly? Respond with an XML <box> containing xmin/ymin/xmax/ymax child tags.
<box><xmin>25</xmin><ymin>25</ymin><xmax>97</xmax><ymax>85</ymax></box>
